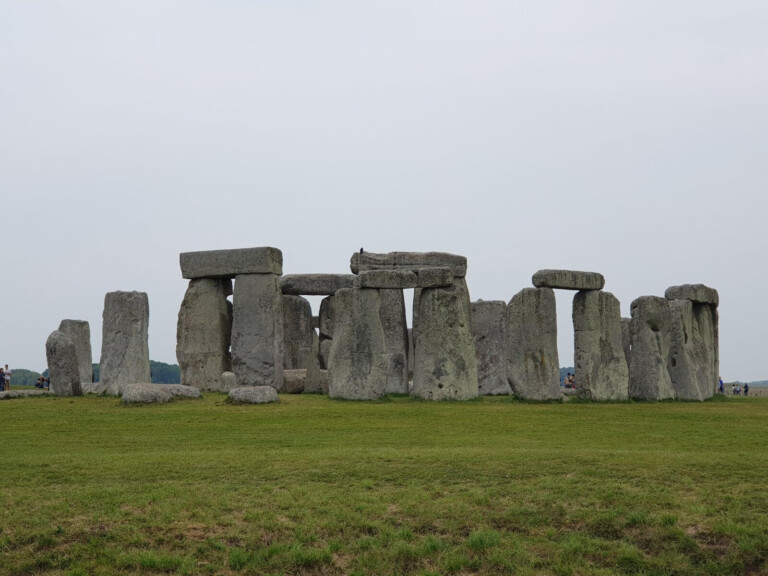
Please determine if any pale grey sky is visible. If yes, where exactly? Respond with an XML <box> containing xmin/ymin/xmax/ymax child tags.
<box><xmin>2</xmin><ymin>2</ymin><xmax>767</xmax><ymax>380</ymax></box>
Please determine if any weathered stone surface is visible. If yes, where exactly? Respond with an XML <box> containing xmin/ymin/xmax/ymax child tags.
<box><xmin>45</xmin><ymin>330</ymin><xmax>83</xmax><ymax>397</ymax></box>
<box><xmin>304</xmin><ymin>332</ymin><xmax>328</xmax><ymax>394</ymax></box>
<box><xmin>281</xmin><ymin>274</ymin><xmax>357</xmax><ymax>295</ymax></box>
<box><xmin>351</xmin><ymin>251</ymin><xmax>467</xmax><ymax>278</ymax></box>
<box><xmin>58</xmin><ymin>320</ymin><xmax>93</xmax><ymax>385</ymax></box>
<box><xmin>327</xmin><ymin>288</ymin><xmax>388</xmax><ymax>400</ymax></box>
<box><xmin>228</xmin><ymin>386</ymin><xmax>279</xmax><ymax>404</ymax></box>
<box><xmin>319</xmin><ymin>296</ymin><xmax>336</xmax><ymax>339</ymax></box>
<box><xmin>379</xmin><ymin>289</ymin><xmax>409</xmax><ymax>394</ymax></box>
<box><xmin>100</xmin><ymin>291</ymin><xmax>151</xmax><ymax>396</ymax></box>
<box><xmin>283</xmin><ymin>369</ymin><xmax>306</xmax><ymax>394</ymax></box>
<box><xmin>176</xmin><ymin>278</ymin><xmax>233</xmax><ymax>391</ymax></box>
<box><xmin>358</xmin><ymin>268</ymin><xmax>453</xmax><ymax>289</ymax></box>
<box><xmin>532</xmin><ymin>270</ymin><xmax>605</xmax><ymax>291</ymax></box>
<box><xmin>407</xmin><ymin>328</ymin><xmax>414</xmax><ymax>379</ymax></box>
<box><xmin>282</xmin><ymin>295</ymin><xmax>314</xmax><ymax>370</ymax></box>
<box><xmin>629</xmin><ymin>296</ymin><xmax>675</xmax><ymax>400</ymax></box>
<box><xmin>412</xmin><ymin>279</ymin><xmax>478</xmax><ymax>400</ymax></box>
<box><xmin>504</xmin><ymin>288</ymin><xmax>561</xmax><ymax>400</ymax></box>
<box><xmin>122</xmin><ymin>383</ymin><xmax>200</xmax><ymax>404</ymax></box>
<box><xmin>664</xmin><ymin>284</ymin><xmax>719</xmax><ymax>308</ymax></box>
<box><xmin>471</xmin><ymin>301</ymin><xmax>511</xmax><ymax>396</ymax></box>
<box><xmin>221</xmin><ymin>371</ymin><xmax>237</xmax><ymax>390</ymax></box>
<box><xmin>620</xmin><ymin>317</ymin><xmax>632</xmax><ymax>372</ymax></box>
<box><xmin>318</xmin><ymin>337</ymin><xmax>332</xmax><ymax>370</ymax></box>
<box><xmin>572</xmin><ymin>291</ymin><xmax>629</xmax><ymax>400</ymax></box>
<box><xmin>667</xmin><ymin>300</ymin><xmax>718</xmax><ymax>401</ymax></box>
<box><xmin>232</xmin><ymin>274</ymin><xmax>284</xmax><ymax>389</ymax></box>
<box><xmin>180</xmin><ymin>247</ymin><xmax>282</xmax><ymax>279</ymax></box>
<box><xmin>0</xmin><ymin>389</ymin><xmax>48</xmax><ymax>400</ymax></box>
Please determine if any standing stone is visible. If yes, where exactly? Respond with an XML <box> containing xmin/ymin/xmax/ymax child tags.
<box><xmin>407</xmin><ymin>328</ymin><xmax>414</xmax><ymax>380</ymax></box>
<box><xmin>667</xmin><ymin>299</ymin><xmax>718</xmax><ymax>401</ymax></box>
<box><xmin>378</xmin><ymin>289</ymin><xmax>409</xmax><ymax>394</ymax></box>
<box><xmin>629</xmin><ymin>296</ymin><xmax>675</xmax><ymax>400</ymax></box>
<box><xmin>58</xmin><ymin>319</ymin><xmax>93</xmax><ymax>385</ymax></box>
<box><xmin>572</xmin><ymin>291</ymin><xmax>629</xmax><ymax>401</ymax></box>
<box><xmin>471</xmin><ymin>300</ymin><xmax>511</xmax><ymax>396</ymax></box>
<box><xmin>231</xmin><ymin>274</ymin><xmax>284</xmax><ymax>390</ymax></box>
<box><xmin>412</xmin><ymin>279</ymin><xmax>478</xmax><ymax>400</ymax></box>
<box><xmin>504</xmin><ymin>288</ymin><xmax>561</xmax><ymax>400</ymax></box>
<box><xmin>176</xmin><ymin>278</ymin><xmax>233</xmax><ymax>391</ymax></box>
<box><xmin>282</xmin><ymin>295</ymin><xmax>314</xmax><ymax>370</ymax></box>
<box><xmin>620</xmin><ymin>317</ymin><xmax>632</xmax><ymax>373</ymax></box>
<box><xmin>100</xmin><ymin>291</ymin><xmax>151</xmax><ymax>396</ymax></box>
<box><xmin>318</xmin><ymin>295</ymin><xmax>335</xmax><ymax>369</ymax></box>
<box><xmin>327</xmin><ymin>288</ymin><xmax>388</xmax><ymax>400</ymax></box>
<box><xmin>304</xmin><ymin>331</ymin><xmax>328</xmax><ymax>394</ymax></box>
<box><xmin>45</xmin><ymin>330</ymin><xmax>83</xmax><ymax>396</ymax></box>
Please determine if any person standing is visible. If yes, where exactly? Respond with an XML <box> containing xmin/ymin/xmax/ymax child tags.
<box><xmin>718</xmin><ymin>377</ymin><xmax>724</xmax><ymax>394</ymax></box>
<box><xmin>744</xmin><ymin>383</ymin><xmax>750</xmax><ymax>397</ymax></box>
<box><xmin>3</xmin><ymin>364</ymin><xmax>11</xmax><ymax>391</ymax></box>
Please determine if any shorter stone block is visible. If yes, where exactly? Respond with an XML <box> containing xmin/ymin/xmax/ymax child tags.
<box><xmin>358</xmin><ymin>268</ymin><xmax>453</xmax><ymax>289</ymax></box>
<box><xmin>228</xmin><ymin>386</ymin><xmax>279</xmax><ymax>404</ymax></box>
<box><xmin>351</xmin><ymin>251</ymin><xmax>467</xmax><ymax>277</ymax></box>
<box><xmin>180</xmin><ymin>247</ymin><xmax>283</xmax><ymax>279</ymax></box>
<box><xmin>283</xmin><ymin>369</ymin><xmax>306</xmax><ymax>394</ymax></box>
<box><xmin>122</xmin><ymin>383</ymin><xmax>201</xmax><ymax>404</ymax></box>
<box><xmin>664</xmin><ymin>284</ymin><xmax>719</xmax><ymax>307</ymax></box>
<box><xmin>221</xmin><ymin>371</ymin><xmax>237</xmax><ymax>390</ymax></box>
<box><xmin>46</xmin><ymin>330</ymin><xmax>83</xmax><ymax>397</ymax></box>
<box><xmin>532</xmin><ymin>270</ymin><xmax>605</xmax><ymax>291</ymax></box>
<box><xmin>281</xmin><ymin>274</ymin><xmax>357</xmax><ymax>295</ymax></box>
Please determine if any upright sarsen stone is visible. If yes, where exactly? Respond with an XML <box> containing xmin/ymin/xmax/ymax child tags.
<box><xmin>46</xmin><ymin>330</ymin><xmax>83</xmax><ymax>396</ymax></box>
<box><xmin>667</xmin><ymin>299</ymin><xmax>718</xmax><ymax>401</ymax></box>
<box><xmin>58</xmin><ymin>319</ymin><xmax>92</xmax><ymax>385</ymax></box>
<box><xmin>378</xmin><ymin>289</ymin><xmax>409</xmax><ymax>394</ymax></box>
<box><xmin>176</xmin><ymin>278</ymin><xmax>233</xmax><ymax>391</ymax></box>
<box><xmin>620</xmin><ymin>317</ymin><xmax>632</xmax><ymax>372</ymax></box>
<box><xmin>629</xmin><ymin>296</ymin><xmax>675</xmax><ymax>400</ymax></box>
<box><xmin>504</xmin><ymin>288</ymin><xmax>560</xmax><ymax>400</ymax></box>
<box><xmin>471</xmin><ymin>300</ymin><xmax>511</xmax><ymax>396</ymax></box>
<box><xmin>572</xmin><ymin>291</ymin><xmax>629</xmax><ymax>401</ymax></box>
<box><xmin>231</xmin><ymin>274</ymin><xmax>284</xmax><ymax>390</ymax></box>
<box><xmin>412</xmin><ymin>279</ymin><xmax>478</xmax><ymax>400</ymax></box>
<box><xmin>282</xmin><ymin>295</ymin><xmax>314</xmax><ymax>370</ymax></box>
<box><xmin>327</xmin><ymin>288</ymin><xmax>388</xmax><ymax>400</ymax></box>
<box><xmin>100</xmin><ymin>291</ymin><xmax>151</xmax><ymax>395</ymax></box>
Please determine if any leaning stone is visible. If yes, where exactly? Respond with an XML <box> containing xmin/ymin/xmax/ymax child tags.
<box><xmin>58</xmin><ymin>320</ymin><xmax>93</xmax><ymax>385</ymax></box>
<box><xmin>412</xmin><ymin>279</ymin><xmax>478</xmax><ymax>400</ymax></box>
<box><xmin>358</xmin><ymin>268</ymin><xmax>453</xmax><ymax>289</ymax></box>
<box><xmin>472</xmin><ymin>300</ymin><xmax>511</xmax><ymax>396</ymax></box>
<box><xmin>228</xmin><ymin>386</ymin><xmax>279</xmax><ymax>404</ymax></box>
<box><xmin>379</xmin><ymin>289</ymin><xmax>409</xmax><ymax>394</ymax></box>
<box><xmin>504</xmin><ymin>288</ymin><xmax>561</xmax><ymax>400</ymax></box>
<box><xmin>351</xmin><ymin>251</ymin><xmax>467</xmax><ymax>278</ymax></box>
<box><xmin>45</xmin><ymin>331</ymin><xmax>83</xmax><ymax>397</ymax></box>
<box><xmin>176</xmin><ymin>278</ymin><xmax>233</xmax><ymax>391</ymax></box>
<box><xmin>0</xmin><ymin>389</ymin><xmax>48</xmax><ymax>399</ymax></box>
<box><xmin>667</xmin><ymin>300</ymin><xmax>718</xmax><ymax>401</ymax></box>
<box><xmin>327</xmin><ymin>288</ymin><xmax>388</xmax><ymax>400</ymax></box>
<box><xmin>122</xmin><ymin>383</ymin><xmax>200</xmax><ymax>404</ymax></box>
<box><xmin>180</xmin><ymin>247</ymin><xmax>282</xmax><ymax>279</ymax></box>
<box><xmin>572</xmin><ymin>290</ymin><xmax>629</xmax><ymax>401</ymax></box>
<box><xmin>664</xmin><ymin>284</ymin><xmax>719</xmax><ymax>308</ymax></box>
<box><xmin>280</xmin><ymin>274</ymin><xmax>357</xmax><ymax>295</ymax></box>
<box><xmin>629</xmin><ymin>296</ymin><xmax>675</xmax><ymax>400</ymax></box>
<box><xmin>532</xmin><ymin>270</ymin><xmax>605</xmax><ymax>291</ymax></box>
<box><xmin>100</xmin><ymin>291</ymin><xmax>151</xmax><ymax>396</ymax></box>
<box><xmin>282</xmin><ymin>295</ymin><xmax>314</xmax><ymax>370</ymax></box>
<box><xmin>231</xmin><ymin>274</ymin><xmax>284</xmax><ymax>390</ymax></box>
<box><xmin>283</xmin><ymin>370</ymin><xmax>306</xmax><ymax>394</ymax></box>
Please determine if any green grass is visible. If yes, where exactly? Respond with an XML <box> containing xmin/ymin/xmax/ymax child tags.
<box><xmin>1</xmin><ymin>394</ymin><xmax>767</xmax><ymax>575</ymax></box>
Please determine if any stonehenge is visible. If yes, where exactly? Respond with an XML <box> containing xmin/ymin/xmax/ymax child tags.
<box><xmin>471</xmin><ymin>301</ymin><xmax>511</xmax><ymax>396</ymax></box>
<box><xmin>57</xmin><ymin>320</ymin><xmax>93</xmax><ymax>385</ymax></box>
<box><xmin>100</xmin><ymin>291</ymin><xmax>151</xmax><ymax>396</ymax></box>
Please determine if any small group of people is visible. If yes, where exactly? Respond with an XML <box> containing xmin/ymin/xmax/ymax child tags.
<box><xmin>563</xmin><ymin>373</ymin><xmax>576</xmax><ymax>388</ymax></box>
<box><xmin>36</xmin><ymin>375</ymin><xmax>50</xmax><ymax>390</ymax></box>
<box><xmin>719</xmin><ymin>377</ymin><xmax>749</xmax><ymax>396</ymax></box>
<box><xmin>0</xmin><ymin>364</ymin><xmax>11</xmax><ymax>391</ymax></box>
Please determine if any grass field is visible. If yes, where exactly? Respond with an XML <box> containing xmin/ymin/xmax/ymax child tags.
<box><xmin>1</xmin><ymin>393</ymin><xmax>767</xmax><ymax>576</ymax></box>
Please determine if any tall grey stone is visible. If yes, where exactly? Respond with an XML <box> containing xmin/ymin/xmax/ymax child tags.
<box><xmin>58</xmin><ymin>319</ymin><xmax>92</xmax><ymax>385</ymax></box>
<box><xmin>572</xmin><ymin>291</ymin><xmax>629</xmax><ymax>401</ymax></box>
<box><xmin>318</xmin><ymin>295</ymin><xmax>336</xmax><ymax>369</ymax></box>
<box><xmin>231</xmin><ymin>274</ymin><xmax>284</xmax><ymax>390</ymax></box>
<box><xmin>176</xmin><ymin>278</ymin><xmax>233</xmax><ymax>391</ymax></box>
<box><xmin>282</xmin><ymin>295</ymin><xmax>314</xmax><ymax>370</ymax></box>
<box><xmin>620</xmin><ymin>317</ymin><xmax>632</xmax><ymax>372</ymax></box>
<box><xmin>629</xmin><ymin>296</ymin><xmax>675</xmax><ymax>400</ymax></box>
<box><xmin>379</xmin><ymin>289</ymin><xmax>409</xmax><ymax>394</ymax></box>
<box><xmin>100</xmin><ymin>291</ymin><xmax>151</xmax><ymax>396</ymax></box>
<box><xmin>304</xmin><ymin>331</ymin><xmax>328</xmax><ymax>394</ymax></box>
<box><xmin>412</xmin><ymin>279</ymin><xmax>478</xmax><ymax>400</ymax></box>
<box><xmin>504</xmin><ymin>288</ymin><xmax>561</xmax><ymax>400</ymax></box>
<box><xmin>532</xmin><ymin>270</ymin><xmax>605</xmax><ymax>291</ymax></box>
<box><xmin>45</xmin><ymin>330</ymin><xmax>83</xmax><ymax>397</ymax></box>
<box><xmin>471</xmin><ymin>300</ymin><xmax>511</xmax><ymax>396</ymax></box>
<box><xmin>327</xmin><ymin>288</ymin><xmax>388</xmax><ymax>400</ymax></box>
<box><xmin>667</xmin><ymin>299</ymin><xmax>718</xmax><ymax>401</ymax></box>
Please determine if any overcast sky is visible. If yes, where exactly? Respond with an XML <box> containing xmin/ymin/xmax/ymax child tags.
<box><xmin>2</xmin><ymin>2</ymin><xmax>767</xmax><ymax>381</ymax></box>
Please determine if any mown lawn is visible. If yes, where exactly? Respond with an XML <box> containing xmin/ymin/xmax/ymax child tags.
<box><xmin>1</xmin><ymin>394</ymin><xmax>766</xmax><ymax>575</ymax></box>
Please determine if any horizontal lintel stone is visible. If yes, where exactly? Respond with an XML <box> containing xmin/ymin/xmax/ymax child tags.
<box><xmin>664</xmin><ymin>284</ymin><xmax>719</xmax><ymax>307</ymax></box>
<box><xmin>358</xmin><ymin>267</ymin><xmax>454</xmax><ymax>289</ymax></box>
<box><xmin>350</xmin><ymin>251</ymin><xmax>467</xmax><ymax>277</ymax></box>
<box><xmin>180</xmin><ymin>247</ymin><xmax>282</xmax><ymax>279</ymax></box>
<box><xmin>280</xmin><ymin>274</ymin><xmax>357</xmax><ymax>295</ymax></box>
<box><xmin>532</xmin><ymin>269</ymin><xmax>605</xmax><ymax>291</ymax></box>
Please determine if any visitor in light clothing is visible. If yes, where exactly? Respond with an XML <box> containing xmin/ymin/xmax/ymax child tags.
<box><xmin>2</xmin><ymin>365</ymin><xmax>10</xmax><ymax>391</ymax></box>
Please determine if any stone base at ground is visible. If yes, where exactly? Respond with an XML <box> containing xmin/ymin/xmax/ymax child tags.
<box><xmin>283</xmin><ymin>369</ymin><xmax>306</xmax><ymax>393</ymax></box>
<box><xmin>121</xmin><ymin>383</ymin><xmax>201</xmax><ymax>404</ymax></box>
<box><xmin>0</xmin><ymin>390</ymin><xmax>49</xmax><ymax>400</ymax></box>
<box><xmin>228</xmin><ymin>386</ymin><xmax>279</xmax><ymax>404</ymax></box>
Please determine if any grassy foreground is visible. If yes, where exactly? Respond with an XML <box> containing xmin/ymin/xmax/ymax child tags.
<box><xmin>1</xmin><ymin>394</ymin><xmax>767</xmax><ymax>576</ymax></box>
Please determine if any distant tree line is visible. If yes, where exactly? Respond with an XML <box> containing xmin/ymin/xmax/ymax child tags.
<box><xmin>30</xmin><ymin>360</ymin><xmax>181</xmax><ymax>386</ymax></box>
